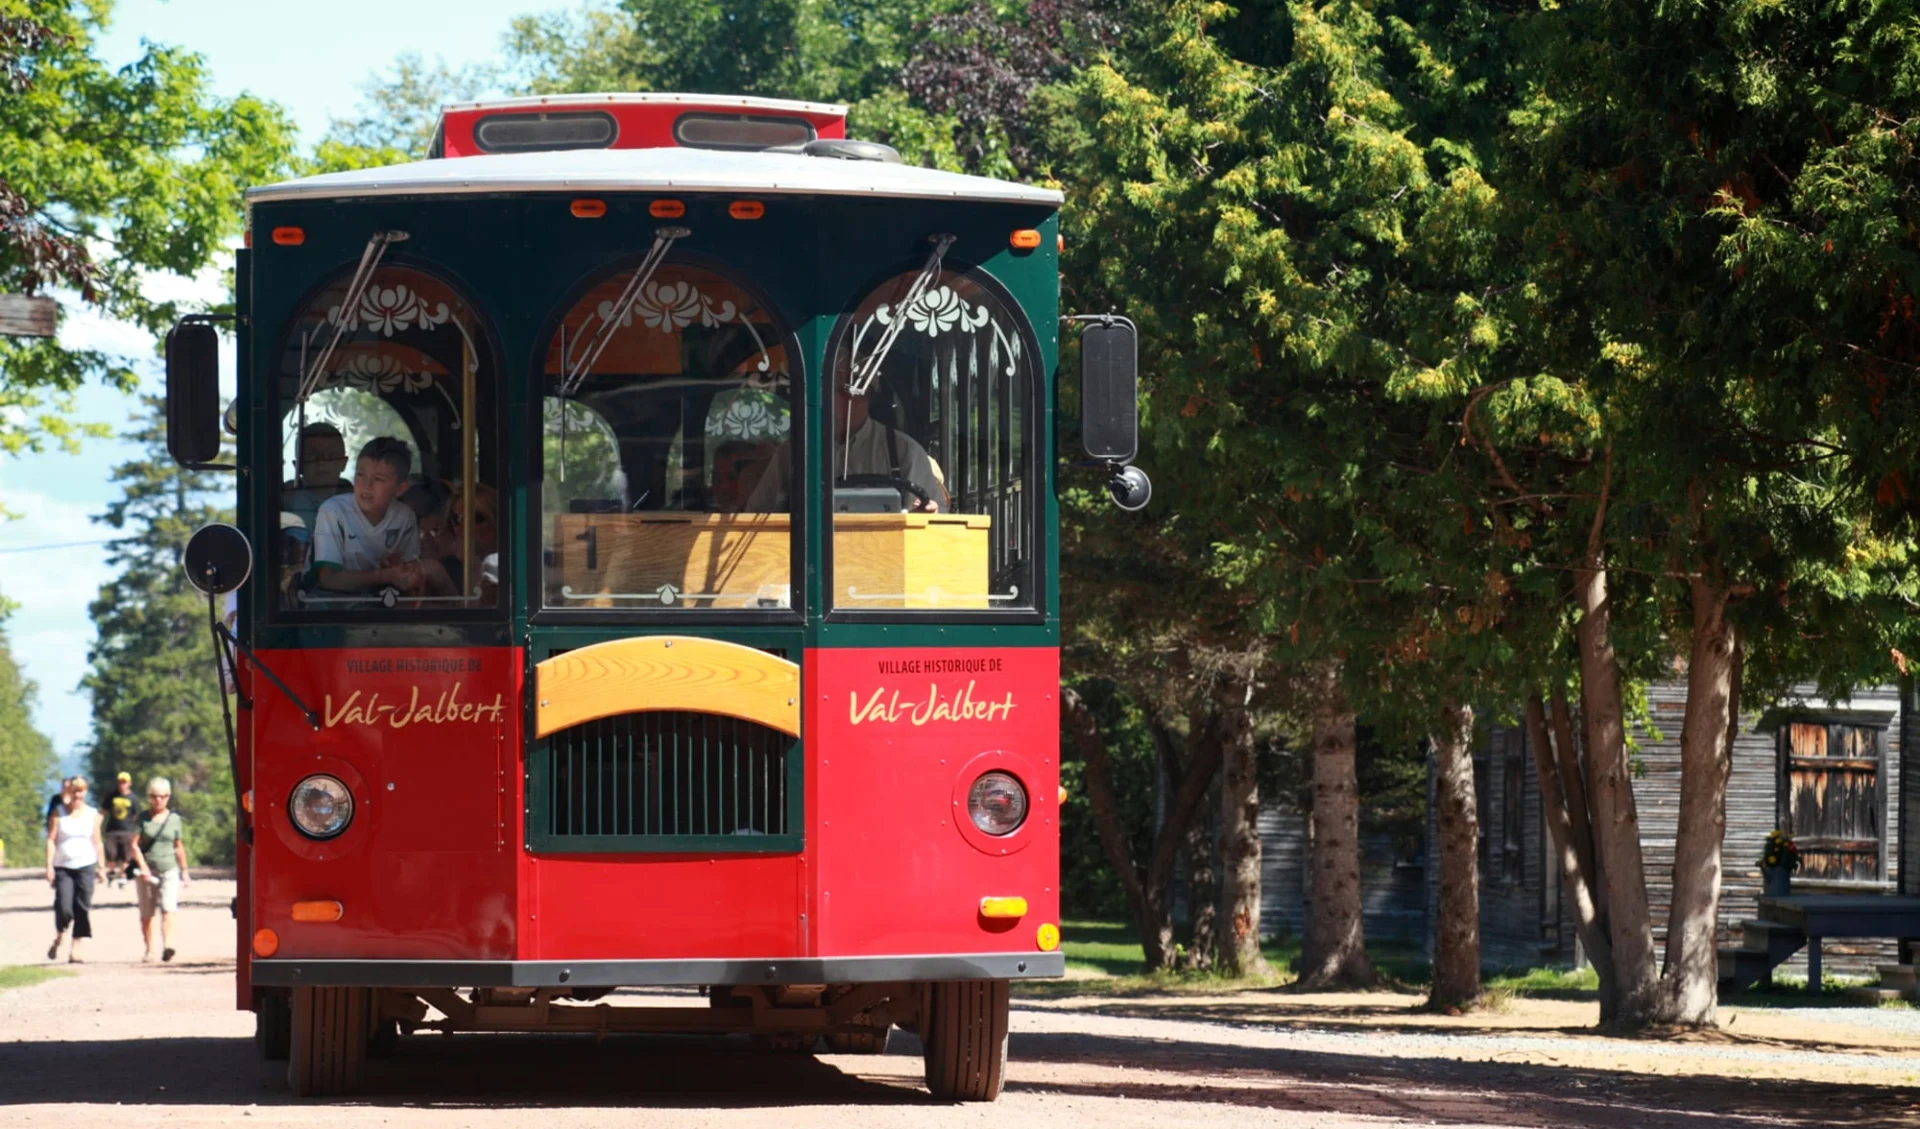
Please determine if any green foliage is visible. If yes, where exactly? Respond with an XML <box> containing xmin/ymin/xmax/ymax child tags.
<box><xmin>81</xmin><ymin>397</ymin><xmax>236</xmax><ymax>864</ymax></box>
<box><xmin>0</xmin><ymin>0</ymin><xmax>293</xmax><ymax>454</ymax></box>
<box><xmin>0</xmin><ymin>600</ymin><xmax>57</xmax><ymax>862</ymax></box>
<box><xmin>323</xmin><ymin>52</ymin><xmax>498</xmax><ymax>158</ymax></box>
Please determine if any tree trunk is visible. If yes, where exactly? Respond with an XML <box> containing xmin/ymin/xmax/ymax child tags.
<box><xmin>1216</xmin><ymin>678</ymin><xmax>1269</xmax><ymax>977</ymax></box>
<box><xmin>1529</xmin><ymin>692</ymin><xmax>1619</xmax><ymax>1021</ymax></box>
<box><xmin>1063</xmin><ymin>687</ymin><xmax>1225</xmax><ymax>971</ymax></box>
<box><xmin>1573</xmin><ymin>559</ymin><xmax>1661</xmax><ymax>1027</ymax></box>
<box><xmin>1428</xmin><ymin>702</ymin><xmax>1481</xmax><ymax>1010</ymax></box>
<box><xmin>1297</xmin><ymin>662</ymin><xmax>1376</xmax><ymax>989</ymax></box>
<box><xmin>1181</xmin><ymin>802</ymin><xmax>1218</xmax><ymax>971</ymax></box>
<box><xmin>1659</xmin><ymin>578</ymin><xmax>1741</xmax><ymax>1025</ymax></box>
<box><xmin>1063</xmin><ymin>687</ymin><xmax>1163</xmax><ymax>962</ymax></box>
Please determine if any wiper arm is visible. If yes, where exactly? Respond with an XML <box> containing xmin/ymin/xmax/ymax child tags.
<box><xmin>846</xmin><ymin>232</ymin><xmax>955</xmax><ymax>398</ymax></box>
<box><xmin>296</xmin><ymin>230</ymin><xmax>410</xmax><ymax>405</ymax></box>
<box><xmin>561</xmin><ymin>225</ymin><xmax>691</xmax><ymax>397</ymax></box>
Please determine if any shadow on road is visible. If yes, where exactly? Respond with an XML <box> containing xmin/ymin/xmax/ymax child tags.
<box><xmin>0</xmin><ymin>1033</ymin><xmax>927</xmax><ymax>1108</ymax></box>
<box><xmin>1012</xmin><ymin>1030</ymin><xmax>1920</xmax><ymax>1129</ymax></box>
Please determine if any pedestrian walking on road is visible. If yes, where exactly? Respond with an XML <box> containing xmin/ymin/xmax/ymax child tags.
<box><xmin>102</xmin><ymin>772</ymin><xmax>141</xmax><ymax>888</ymax></box>
<box><xmin>45</xmin><ymin>778</ymin><xmax>104</xmax><ymax>963</ymax></box>
<box><xmin>137</xmin><ymin>778</ymin><xmax>190</xmax><ymax>963</ymax></box>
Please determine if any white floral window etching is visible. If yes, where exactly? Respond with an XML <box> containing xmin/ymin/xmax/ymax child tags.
<box><xmin>566</xmin><ymin>273</ymin><xmax>774</xmax><ymax>378</ymax></box>
<box><xmin>295</xmin><ymin>269</ymin><xmax>481</xmax><ymax>422</ymax></box>
<box><xmin>706</xmin><ymin>387</ymin><xmax>790</xmax><ymax>443</ymax></box>
<box><xmin>850</xmin><ymin>282</ymin><xmax>1022</xmax><ymax>380</ymax></box>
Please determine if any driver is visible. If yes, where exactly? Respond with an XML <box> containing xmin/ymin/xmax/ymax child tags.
<box><xmin>744</xmin><ymin>381</ymin><xmax>948</xmax><ymax>513</ymax></box>
<box><xmin>309</xmin><ymin>436</ymin><xmax>425</xmax><ymax>599</ymax></box>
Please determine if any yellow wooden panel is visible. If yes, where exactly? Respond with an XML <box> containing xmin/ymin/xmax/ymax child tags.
<box><xmin>833</xmin><ymin>513</ymin><xmax>992</xmax><ymax>609</ymax></box>
<box><xmin>552</xmin><ymin>513</ymin><xmax>791</xmax><ymax>609</ymax></box>
<box><xmin>535</xmin><ymin>635</ymin><xmax>800</xmax><ymax>738</ymax></box>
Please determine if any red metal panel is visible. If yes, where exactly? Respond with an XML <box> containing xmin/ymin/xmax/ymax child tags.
<box><xmin>440</xmin><ymin>100</ymin><xmax>847</xmax><ymax>158</ymax></box>
<box><xmin>807</xmin><ymin>646</ymin><xmax>1061</xmax><ymax>957</ymax></box>
<box><xmin>248</xmin><ymin>646</ymin><xmax>519</xmax><ymax>960</ymax></box>
<box><xmin>522</xmin><ymin>854</ymin><xmax>804</xmax><ymax>959</ymax></box>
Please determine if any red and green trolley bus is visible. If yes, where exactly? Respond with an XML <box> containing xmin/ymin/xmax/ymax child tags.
<box><xmin>164</xmin><ymin>92</ymin><xmax>1143</xmax><ymax>1102</ymax></box>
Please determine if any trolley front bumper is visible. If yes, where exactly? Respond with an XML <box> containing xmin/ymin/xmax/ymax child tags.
<box><xmin>249</xmin><ymin>952</ymin><xmax>1065</xmax><ymax>988</ymax></box>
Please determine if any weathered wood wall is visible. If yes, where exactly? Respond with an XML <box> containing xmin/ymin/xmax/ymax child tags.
<box><xmin>1257</xmin><ymin>806</ymin><xmax>1427</xmax><ymax>944</ymax></box>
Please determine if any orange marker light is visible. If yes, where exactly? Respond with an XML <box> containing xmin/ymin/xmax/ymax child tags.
<box><xmin>271</xmin><ymin>227</ymin><xmax>305</xmax><ymax>246</ymax></box>
<box><xmin>291</xmin><ymin>900</ymin><xmax>344</xmax><ymax>923</ymax></box>
<box><xmin>571</xmin><ymin>198</ymin><xmax>607</xmax><ymax>218</ymax></box>
<box><xmin>1057</xmin><ymin>232</ymin><xmax>1066</xmax><ymax>253</ymax></box>
<box><xmin>243</xmin><ymin>229</ymin><xmax>253</xmax><ymax>249</ymax></box>
<box><xmin>650</xmin><ymin>199</ymin><xmax>686</xmax><ymax>219</ymax></box>
<box><xmin>1036</xmin><ymin>923</ymin><xmax>1061</xmax><ymax>952</ymax></box>
<box><xmin>252</xmin><ymin>928</ymin><xmax>280</xmax><ymax>957</ymax></box>
<box><xmin>242</xmin><ymin>789</ymin><xmax>253</xmax><ymax>814</ymax></box>
<box><xmin>729</xmin><ymin>200</ymin><xmax>765</xmax><ymax>220</ymax></box>
<box><xmin>1010</xmin><ymin>229</ymin><xmax>1042</xmax><ymax>250</ymax></box>
<box><xmin>979</xmin><ymin>896</ymin><xmax>1029</xmax><ymax>919</ymax></box>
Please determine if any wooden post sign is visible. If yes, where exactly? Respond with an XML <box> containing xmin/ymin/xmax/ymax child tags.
<box><xmin>0</xmin><ymin>294</ymin><xmax>57</xmax><ymax>337</ymax></box>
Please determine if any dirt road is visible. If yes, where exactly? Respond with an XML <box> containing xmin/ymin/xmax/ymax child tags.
<box><xmin>2</xmin><ymin>869</ymin><xmax>1916</xmax><ymax>1128</ymax></box>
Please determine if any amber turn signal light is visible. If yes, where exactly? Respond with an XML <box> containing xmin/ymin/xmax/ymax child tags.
<box><xmin>291</xmin><ymin>900</ymin><xmax>345</xmax><ymax>923</ymax></box>
<box><xmin>1010</xmin><ymin>229</ymin><xmax>1042</xmax><ymax>250</ymax></box>
<box><xmin>242</xmin><ymin>789</ymin><xmax>253</xmax><ymax>814</ymax></box>
<box><xmin>979</xmin><ymin>896</ymin><xmax>1029</xmax><ymax>919</ymax></box>
<box><xmin>650</xmin><ymin>199</ymin><xmax>686</xmax><ymax>218</ymax></box>
<box><xmin>252</xmin><ymin>928</ymin><xmax>280</xmax><ymax>957</ymax></box>
<box><xmin>729</xmin><ymin>200</ymin><xmax>765</xmax><ymax>220</ymax></box>
<box><xmin>1036</xmin><ymin>922</ymin><xmax>1061</xmax><ymax>951</ymax></box>
<box><xmin>571</xmin><ymin>198</ymin><xmax>607</xmax><ymax>218</ymax></box>
<box><xmin>271</xmin><ymin>226</ymin><xmax>305</xmax><ymax>246</ymax></box>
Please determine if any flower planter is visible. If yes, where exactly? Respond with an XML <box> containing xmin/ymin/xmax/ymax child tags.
<box><xmin>1763</xmin><ymin>864</ymin><xmax>1791</xmax><ymax>898</ymax></box>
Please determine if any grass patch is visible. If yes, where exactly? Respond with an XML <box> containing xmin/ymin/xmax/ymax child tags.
<box><xmin>0</xmin><ymin>965</ymin><xmax>73</xmax><ymax>992</ymax></box>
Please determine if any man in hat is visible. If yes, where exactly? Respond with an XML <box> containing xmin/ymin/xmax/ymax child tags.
<box><xmin>101</xmin><ymin>772</ymin><xmax>141</xmax><ymax>888</ymax></box>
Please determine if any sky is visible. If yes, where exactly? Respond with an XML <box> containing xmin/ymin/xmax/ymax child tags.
<box><xmin>0</xmin><ymin>0</ymin><xmax>541</xmax><ymax>775</ymax></box>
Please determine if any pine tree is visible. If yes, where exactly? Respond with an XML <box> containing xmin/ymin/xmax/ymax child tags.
<box><xmin>81</xmin><ymin>397</ymin><xmax>236</xmax><ymax>863</ymax></box>
<box><xmin>0</xmin><ymin>598</ymin><xmax>58</xmax><ymax>864</ymax></box>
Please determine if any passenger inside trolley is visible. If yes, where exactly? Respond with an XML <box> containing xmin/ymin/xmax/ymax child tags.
<box><xmin>745</xmin><ymin>376</ymin><xmax>947</xmax><ymax>513</ymax></box>
<box><xmin>281</xmin><ymin>422</ymin><xmax>349</xmax><ymax>532</ymax></box>
<box><xmin>308</xmin><ymin>437</ymin><xmax>426</xmax><ymax>599</ymax></box>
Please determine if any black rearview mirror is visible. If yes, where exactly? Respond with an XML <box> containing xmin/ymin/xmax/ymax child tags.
<box><xmin>1079</xmin><ymin>318</ymin><xmax>1138</xmax><ymax>463</ymax></box>
<box><xmin>165</xmin><ymin>320</ymin><xmax>222</xmax><ymax>465</ymax></box>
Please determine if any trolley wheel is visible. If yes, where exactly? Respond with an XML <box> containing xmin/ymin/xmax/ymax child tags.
<box><xmin>287</xmin><ymin>985</ymin><xmax>370</xmax><ymax>1096</ymax></box>
<box><xmin>921</xmin><ymin>980</ymin><xmax>1009</xmax><ymax>1102</ymax></box>
<box><xmin>824</xmin><ymin>1027</ymin><xmax>892</xmax><ymax>1055</ymax></box>
<box><xmin>254</xmin><ymin>990</ymin><xmax>291</xmax><ymax>1060</ymax></box>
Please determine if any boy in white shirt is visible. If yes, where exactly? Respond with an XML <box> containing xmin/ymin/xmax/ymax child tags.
<box><xmin>310</xmin><ymin>436</ymin><xmax>425</xmax><ymax>598</ymax></box>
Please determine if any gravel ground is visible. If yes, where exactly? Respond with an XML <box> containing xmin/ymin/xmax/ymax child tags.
<box><xmin>2</xmin><ymin>869</ymin><xmax>1916</xmax><ymax>1129</ymax></box>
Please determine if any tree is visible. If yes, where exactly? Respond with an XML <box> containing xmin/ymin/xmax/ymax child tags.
<box><xmin>323</xmin><ymin>52</ymin><xmax>497</xmax><ymax>158</ymax></box>
<box><xmin>81</xmin><ymin>397</ymin><xmax>236</xmax><ymax>863</ymax></box>
<box><xmin>0</xmin><ymin>0</ymin><xmax>291</xmax><ymax>454</ymax></box>
<box><xmin>0</xmin><ymin>597</ymin><xmax>57</xmax><ymax>862</ymax></box>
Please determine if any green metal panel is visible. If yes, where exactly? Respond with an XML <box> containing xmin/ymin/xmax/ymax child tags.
<box><xmin>241</xmin><ymin>190</ymin><xmax>1061</xmax><ymax>653</ymax></box>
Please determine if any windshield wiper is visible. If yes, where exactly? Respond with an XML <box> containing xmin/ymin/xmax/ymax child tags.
<box><xmin>845</xmin><ymin>232</ymin><xmax>955</xmax><ymax>398</ymax></box>
<box><xmin>296</xmin><ymin>230</ymin><xmax>410</xmax><ymax>405</ymax></box>
<box><xmin>560</xmin><ymin>225</ymin><xmax>691</xmax><ymax>398</ymax></box>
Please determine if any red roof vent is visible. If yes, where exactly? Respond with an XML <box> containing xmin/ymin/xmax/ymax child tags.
<box><xmin>433</xmin><ymin>94</ymin><xmax>847</xmax><ymax>159</ymax></box>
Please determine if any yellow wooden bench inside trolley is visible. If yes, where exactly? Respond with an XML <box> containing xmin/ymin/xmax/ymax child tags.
<box><xmin>534</xmin><ymin>636</ymin><xmax>800</xmax><ymax>739</ymax></box>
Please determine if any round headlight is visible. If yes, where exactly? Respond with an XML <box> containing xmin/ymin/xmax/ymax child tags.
<box><xmin>289</xmin><ymin>775</ymin><xmax>354</xmax><ymax>840</ymax></box>
<box><xmin>967</xmin><ymin>771</ymin><xmax>1028</xmax><ymax>837</ymax></box>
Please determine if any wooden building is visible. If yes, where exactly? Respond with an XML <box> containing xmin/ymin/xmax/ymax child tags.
<box><xmin>1254</xmin><ymin>681</ymin><xmax>1915</xmax><ymax>976</ymax></box>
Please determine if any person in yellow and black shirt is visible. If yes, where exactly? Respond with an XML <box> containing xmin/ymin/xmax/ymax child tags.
<box><xmin>101</xmin><ymin>772</ymin><xmax>141</xmax><ymax>889</ymax></box>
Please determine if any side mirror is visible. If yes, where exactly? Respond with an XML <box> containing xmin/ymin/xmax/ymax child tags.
<box><xmin>165</xmin><ymin>320</ymin><xmax>221</xmax><ymax>465</ymax></box>
<box><xmin>1079</xmin><ymin>318</ymin><xmax>1138</xmax><ymax>463</ymax></box>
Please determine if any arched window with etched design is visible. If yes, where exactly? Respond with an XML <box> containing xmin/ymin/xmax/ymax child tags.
<box><xmin>820</xmin><ymin>263</ymin><xmax>1039</xmax><ymax>613</ymax></box>
<box><xmin>538</xmin><ymin>255</ymin><xmax>799</xmax><ymax>613</ymax></box>
<box><xmin>273</xmin><ymin>264</ymin><xmax>500</xmax><ymax>616</ymax></box>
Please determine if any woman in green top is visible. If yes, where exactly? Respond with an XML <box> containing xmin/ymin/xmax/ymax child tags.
<box><xmin>136</xmin><ymin>777</ymin><xmax>190</xmax><ymax>963</ymax></box>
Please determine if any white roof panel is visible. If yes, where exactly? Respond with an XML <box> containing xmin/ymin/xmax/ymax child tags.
<box><xmin>246</xmin><ymin>148</ymin><xmax>1063</xmax><ymax>207</ymax></box>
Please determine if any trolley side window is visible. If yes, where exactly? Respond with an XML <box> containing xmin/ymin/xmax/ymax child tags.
<box><xmin>818</xmin><ymin>265</ymin><xmax>1039</xmax><ymax>613</ymax></box>
<box><xmin>272</xmin><ymin>264</ymin><xmax>502</xmax><ymax>616</ymax></box>
<box><xmin>539</xmin><ymin>257</ymin><xmax>798</xmax><ymax>612</ymax></box>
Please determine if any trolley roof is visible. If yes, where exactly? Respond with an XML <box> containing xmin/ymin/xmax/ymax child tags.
<box><xmin>245</xmin><ymin>147</ymin><xmax>1064</xmax><ymax>208</ymax></box>
<box><xmin>438</xmin><ymin>92</ymin><xmax>849</xmax><ymax>117</ymax></box>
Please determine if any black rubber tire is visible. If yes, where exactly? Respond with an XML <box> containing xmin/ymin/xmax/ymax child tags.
<box><xmin>367</xmin><ymin>1015</ymin><xmax>400</xmax><ymax>1059</ymax></box>
<box><xmin>254</xmin><ymin>990</ymin><xmax>291</xmax><ymax>1061</ymax></box>
<box><xmin>824</xmin><ymin>1028</ymin><xmax>892</xmax><ymax>1054</ymax></box>
<box><xmin>921</xmin><ymin>980</ymin><xmax>1009</xmax><ymax>1101</ymax></box>
<box><xmin>287</xmin><ymin>985</ymin><xmax>370</xmax><ymax>1096</ymax></box>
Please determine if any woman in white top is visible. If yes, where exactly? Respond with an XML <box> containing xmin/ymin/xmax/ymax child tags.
<box><xmin>45</xmin><ymin>777</ymin><xmax>107</xmax><ymax>962</ymax></box>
